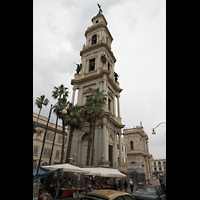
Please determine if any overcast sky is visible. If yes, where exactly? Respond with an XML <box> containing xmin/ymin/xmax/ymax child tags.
<box><xmin>33</xmin><ymin>0</ymin><xmax>166</xmax><ymax>160</ymax></box>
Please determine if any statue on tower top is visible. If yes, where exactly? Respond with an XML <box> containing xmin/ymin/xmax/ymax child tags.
<box><xmin>97</xmin><ymin>3</ymin><xmax>103</xmax><ymax>14</ymax></box>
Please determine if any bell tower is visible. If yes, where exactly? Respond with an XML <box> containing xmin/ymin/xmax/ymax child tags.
<box><xmin>70</xmin><ymin>5</ymin><xmax>125</xmax><ymax>168</ymax></box>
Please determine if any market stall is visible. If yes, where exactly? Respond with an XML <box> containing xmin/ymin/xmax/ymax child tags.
<box><xmin>42</xmin><ymin>163</ymin><xmax>90</xmax><ymax>198</ymax></box>
<box><xmin>83</xmin><ymin>167</ymin><xmax>126</xmax><ymax>192</ymax></box>
<box><xmin>83</xmin><ymin>167</ymin><xmax>126</xmax><ymax>177</ymax></box>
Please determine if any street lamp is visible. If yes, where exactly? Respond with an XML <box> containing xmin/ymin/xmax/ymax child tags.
<box><xmin>151</xmin><ymin>122</ymin><xmax>166</xmax><ymax>135</ymax></box>
<box><xmin>61</xmin><ymin>107</ymin><xmax>67</xmax><ymax>114</ymax></box>
<box><xmin>36</xmin><ymin>130</ymin><xmax>44</xmax><ymax>140</ymax></box>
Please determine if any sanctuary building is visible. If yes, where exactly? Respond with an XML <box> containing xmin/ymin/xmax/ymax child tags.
<box><xmin>70</xmin><ymin>11</ymin><xmax>125</xmax><ymax>169</ymax></box>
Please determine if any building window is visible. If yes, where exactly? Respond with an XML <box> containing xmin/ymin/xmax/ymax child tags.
<box><xmin>89</xmin><ymin>58</ymin><xmax>95</xmax><ymax>71</ymax></box>
<box><xmin>154</xmin><ymin>168</ymin><xmax>157</xmax><ymax>171</ymax></box>
<box><xmin>125</xmin><ymin>147</ymin><xmax>126</xmax><ymax>153</ymax></box>
<box><xmin>33</xmin><ymin>145</ymin><xmax>39</xmax><ymax>156</ymax></box>
<box><xmin>154</xmin><ymin>162</ymin><xmax>156</xmax><ymax>165</ymax></box>
<box><xmin>108</xmin><ymin>62</ymin><xmax>110</xmax><ymax>70</ymax></box>
<box><xmin>55</xmin><ymin>150</ymin><xmax>60</xmax><ymax>159</ymax></box>
<box><xmin>46</xmin><ymin>131</ymin><xmax>54</xmax><ymax>141</ymax></box>
<box><xmin>82</xmin><ymin>133</ymin><xmax>89</xmax><ymax>140</ymax></box>
<box><xmin>92</xmin><ymin>34</ymin><xmax>97</xmax><ymax>45</ymax></box>
<box><xmin>108</xmin><ymin>98</ymin><xmax>111</xmax><ymax>111</ymax></box>
<box><xmin>117</xmin><ymin>144</ymin><xmax>119</xmax><ymax>150</ymax></box>
<box><xmin>130</xmin><ymin>141</ymin><xmax>134</xmax><ymax>150</ymax></box>
<box><xmin>158</xmin><ymin>162</ymin><xmax>161</xmax><ymax>165</ymax></box>
<box><xmin>122</xmin><ymin>146</ymin><xmax>123</xmax><ymax>152</ymax></box>
<box><xmin>42</xmin><ymin>148</ymin><xmax>51</xmax><ymax>157</ymax></box>
<box><xmin>57</xmin><ymin>135</ymin><xmax>62</xmax><ymax>143</ymax></box>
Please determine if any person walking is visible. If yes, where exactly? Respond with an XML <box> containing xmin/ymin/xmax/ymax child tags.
<box><xmin>54</xmin><ymin>180</ymin><xmax>60</xmax><ymax>200</ymax></box>
<box><xmin>129</xmin><ymin>179</ymin><xmax>134</xmax><ymax>193</ymax></box>
<box><xmin>119</xmin><ymin>180</ymin><xmax>122</xmax><ymax>191</ymax></box>
<box><xmin>124</xmin><ymin>180</ymin><xmax>127</xmax><ymax>192</ymax></box>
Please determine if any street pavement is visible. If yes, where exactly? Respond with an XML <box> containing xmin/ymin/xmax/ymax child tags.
<box><xmin>126</xmin><ymin>178</ymin><xmax>160</xmax><ymax>195</ymax></box>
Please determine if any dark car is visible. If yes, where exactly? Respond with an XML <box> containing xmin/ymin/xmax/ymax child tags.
<box><xmin>132</xmin><ymin>186</ymin><xmax>166</xmax><ymax>200</ymax></box>
<box><xmin>160</xmin><ymin>178</ymin><xmax>166</xmax><ymax>194</ymax></box>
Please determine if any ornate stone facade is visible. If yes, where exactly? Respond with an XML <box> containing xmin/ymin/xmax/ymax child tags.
<box><xmin>70</xmin><ymin>12</ymin><xmax>125</xmax><ymax>168</ymax></box>
<box><xmin>123</xmin><ymin>122</ymin><xmax>152</xmax><ymax>180</ymax></box>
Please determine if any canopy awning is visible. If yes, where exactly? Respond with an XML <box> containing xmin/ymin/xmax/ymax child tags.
<box><xmin>33</xmin><ymin>167</ymin><xmax>59</xmax><ymax>183</ymax></box>
<box><xmin>42</xmin><ymin>163</ymin><xmax>90</xmax><ymax>174</ymax></box>
<box><xmin>83</xmin><ymin>167</ymin><xmax>126</xmax><ymax>177</ymax></box>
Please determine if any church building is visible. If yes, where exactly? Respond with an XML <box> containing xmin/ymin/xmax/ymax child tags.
<box><xmin>70</xmin><ymin>9</ymin><xmax>125</xmax><ymax>168</ymax></box>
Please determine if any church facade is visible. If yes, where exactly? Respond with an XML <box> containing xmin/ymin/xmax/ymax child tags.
<box><xmin>70</xmin><ymin>12</ymin><xmax>125</xmax><ymax>168</ymax></box>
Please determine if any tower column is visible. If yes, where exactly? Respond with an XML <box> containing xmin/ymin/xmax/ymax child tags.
<box><xmin>119</xmin><ymin>133</ymin><xmax>122</xmax><ymax>164</ymax></box>
<box><xmin>72</xmin><ymin>87</ymin><xmax>76</xmax><ymax>105</ymax></box>
<box><xmin>102</xmin><ymin>124</ymin><xmax>108</xmax><ymax>160</ymax></box>
<box><xmin>113</xmin><ymin>94</ymin><xmax>116</xmax><ymax>116</ymax></box>
<box><xmin>77</xmin><ymin>86</ymin><xmax>83</xmax><ymax>105</ymax></box>
<box><xmin>117</xmin><ymin>95</ymin><xmax>121</xmax><ymax>117</ymax></box>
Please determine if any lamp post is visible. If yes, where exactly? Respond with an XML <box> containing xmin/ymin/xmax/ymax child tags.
<box><xmin>49</xmin><ymin>107</ymin><xmax>67</xmax><ymax>165</ymax></box>
<box><xmin>151</xmin><ymin>122</ymin><xmax>166</xmax><ymax>135</ymax></box>
<box><xmin>36</xmin><ymin>104</ymin><xmax>53</xmax><ymax>174</ymax></box>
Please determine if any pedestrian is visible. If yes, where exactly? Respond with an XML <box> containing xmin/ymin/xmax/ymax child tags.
<box><xmin>147</xmin><ymin>180</ymin><xmax>151</xmax><ymax>185</ymax></box>
<box><xmin>54</xmin><ymin>180</ymin><xmax>60</xmax><ymax>200</ymax></box>
<box><xmin>129</xmin><ymin>179</ymin><xmax>134</xmax><ymax>193</ymax></box>
<box><xmin>124</xmin><ymin>180</ymin><xmax>127</xmax><ymax>192</ymax></box>
<box><xmin>113</xmin><ymin>179</ymin><xmax>117</xmax><ymax>190</ymax></box>
<box><xmin>119</xmin><ymin>180</ymin><xmax>122</xmax><ymax>191</ymax></box>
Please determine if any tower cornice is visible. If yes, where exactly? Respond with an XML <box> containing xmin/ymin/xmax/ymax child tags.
<box><xmin>80</xmin><ymin>41</ymin><xmax>116</xmax><ymax>63</ymax></box>
<box><xmin>85</xmin><ymin>22</ymin><xmax>113</xmax><ymax>42</ymax></box>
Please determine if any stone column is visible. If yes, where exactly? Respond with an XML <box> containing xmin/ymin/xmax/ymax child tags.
<box><xmin>102</xmin><ymin>124</ymin><xmax>108</xmax><ymax>161</ymax></box>
<box><xmin>113</xmin><ymin>95</ymin><xmax>116</xmax><ymax>116</ymax></box>
<box><xmin>77</xmin><ymin>87</ymin><xmax>83</xmax><ymax>106</ymax></box>
<box><xmin>71</xmin><ymin>87</ymin><xmax>76</xmax><ymax>105</ymax></box>
<box><xmin>117</xmin><ymin>95</ymin><xmax>120</xmax><ymax>117</ymax></box>
<box><xmin>119</xmin><ymin>133</ymin><xmax>122</xmax><ymax>164</ymax></box>
<box><xmin>113</xmin><ymin>132</ymin><xmax>117</xmax><ymax>167</ymax></box>
<box><xmin>146</xmin><ymin>141</ymin><xmax>149</xmax><ymax>153</ymax></box>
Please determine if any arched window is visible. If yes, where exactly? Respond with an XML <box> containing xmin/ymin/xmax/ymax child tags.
<box><xmin>82</xmin><ymin>133</ymin><xmax>89</xmax><ymax>140</ymax></box>
<box><xmin>92</xmin><ymin>34</ymin><xmax>97</xmax><ymax>45</ymax></box>
<box><xmin>130</xmin><ymin>141</ymin><xmax>134</xmax><ymax>150</ymax></box>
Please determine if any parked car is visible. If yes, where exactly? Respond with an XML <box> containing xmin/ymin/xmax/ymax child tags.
<box><xmin>160</xmin><ymin>178</ymin><xmax>166</xmax><ymax>194</ymax></box>
<box><xmin>132</xmin><ymin>186</ymin><xmax>166</xmax><ymax>200</ymax></box>
<box><xmin>80</xmin><ymin>190</ymin><xmax>136</xmax><ymax>200</ymax></box>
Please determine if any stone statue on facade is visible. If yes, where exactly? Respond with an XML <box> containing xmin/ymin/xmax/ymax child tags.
<box><xmin>97</xmin><ymin>3</ymin><xmax>103</xmax><ymax>14</ymax></box>
<box><xmin>114</xmin><ymin>72</ymin><xmax>119</xmax><ymax>82</ymax></box>
<box><xmin>73</xmin><ymin>62</ymin><xmax>82</xmax><ymax>74</ymax></box>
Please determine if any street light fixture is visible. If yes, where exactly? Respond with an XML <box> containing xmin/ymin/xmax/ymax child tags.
<box><xmin>151</xmin><ymin>122</ymin><xmax>166</xmax><ymax>135</ymax></box>
<box><xmin>61</xmin><ymin>107</ymin><xmax>67</xmax><ymax>114</ymax></box>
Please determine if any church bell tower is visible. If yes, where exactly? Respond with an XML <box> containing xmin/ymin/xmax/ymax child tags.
<box><xmin>70</xmin><ymin>5</ymin><xmax>125</xmax><ymax>168</ymax></box>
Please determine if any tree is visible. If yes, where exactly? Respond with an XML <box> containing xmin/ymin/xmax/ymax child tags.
<box><xmin>52</xmin><ymin>97</ymin><xmax>69</xmax><ymax>164</ymax></box>
<box><xmin>33</xmin><ymin>122</ymin><xmax>37</xmax><ymax>135</ymax></box>
<box><xmin>65</xmin><ymin>103</ymin><xmax>84</xmax><ymax>163</ymax></box>
<box><xmin>52</xmin><ymin>84</ymin><xmax>69</xmax><ymax>100</ymax></box>
<box><xmin>83</xmin><ymin>88</ymin><xmax>107</xmax><ymax>166</ymax></box>
<box><xmin>35</xmin><ymin>95</ymin><xmax>49</xmax><ymax>123</ymax></box>
<box><xmin>49</xmin><ymin>84</ymin><xmax>69</xmax><ymax>164</ymax></box>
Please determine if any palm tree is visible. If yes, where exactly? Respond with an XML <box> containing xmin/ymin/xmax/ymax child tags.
<box><xmin>35</xmin><ymin>95</ymin><xmax>49</xmax><ymax>123</ymax></box>
<box><xmin>65</xmin><ymin>103</ymin><xmax>84</xmax><ymax>163</ymax></box>
<box><xmin>53</xmin><ymin>97</ymin><xmax>69</xmax><ymax>164</ymax></box>
<box><xmin>49</xmin><ymin>84</ymin><xmax>69</xmax><ymax>164</ymax></box>
<box><xmin>33</xmin><ymin>122</ymin><xmax>37</xmax><ymax>135</ymax></box>
<box><xmin>83</xmin><ymin>88</ymin><xmax>107</xmax><ymax>166</ymax></box>
<box><xmin>52</xmin><ymin>84</ymin><xmax>69</xmax><ymax>100</ymax></box>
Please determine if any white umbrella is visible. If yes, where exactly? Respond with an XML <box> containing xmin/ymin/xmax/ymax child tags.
<box><xmin>83</xmin><ymin>167</ymin><xmax>126</xmax><ymax>177</ymax></box>
<box><xmin>42</xmin><ymin>163</ymin><xmax>90</xmax><ymax>174</ymax></box>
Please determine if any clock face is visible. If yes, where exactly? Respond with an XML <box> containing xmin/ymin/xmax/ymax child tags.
<box><xmin>101</xmin><ymin>54</ymin><xmax>107</xmax><ymax>64</ymax></box>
